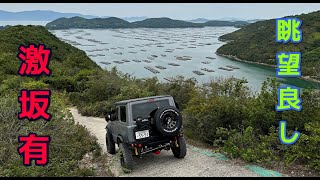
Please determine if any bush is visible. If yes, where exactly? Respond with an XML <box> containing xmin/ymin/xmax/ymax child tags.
<box><xmin>183</xmin><ymin>77</ymin><xmax>320</xmax><ymax>172</ymax></box>
<box><xmin>220</xmin><ymin>126</ymin><xmax>280</xmax><ymax>166</ymax></box>
<box><xmin>0</xmin><ymin>93</ymin><xmax>100</xmax><ymax>176</ymax></box>
<box><xmin>183</xmin><ymin>77</ymin><xmax>251</xmax><ymax>143</ymax></box>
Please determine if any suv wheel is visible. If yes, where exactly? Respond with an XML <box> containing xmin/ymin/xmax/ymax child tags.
<box><xmin>106</xmin><ymin>130</ymin><xmax>116</xmax><ymax>154</ymax></box>
<box><xmin>119</xmin><ymin>143</ymin><xmax>134</xmax><ymax>171</ymax></box>
<box><xmin>154</xmin><ymin>106</ymin><xmax>183</xmax><ymax>136</ymax></box>
<box><xmin>171</xmin><ymin>136</ymin><xmax>187</xmax><ymax>159</ymax></box>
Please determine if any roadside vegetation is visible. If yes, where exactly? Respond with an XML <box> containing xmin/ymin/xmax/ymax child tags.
<box><xmin>0</xmin><ymin>25</ymin><xmax>319</xmax><ymax>176</ymax></box>
<box><xmin>0</xmin><ymin>25</ymin><xmax>106</xmax><ymax>176</ymax></box>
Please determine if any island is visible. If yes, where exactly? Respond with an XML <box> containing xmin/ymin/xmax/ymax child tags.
<box><xmin>45</xmin><ymin>16</ymin><xmax>250</xmax><ymax>30</ymax></box>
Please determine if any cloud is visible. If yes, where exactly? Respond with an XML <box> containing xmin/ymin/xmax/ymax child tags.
<box><xmin>0</xmin><ymin>3</ymin><xmax>319</xmax><ymax>20</ymax></box>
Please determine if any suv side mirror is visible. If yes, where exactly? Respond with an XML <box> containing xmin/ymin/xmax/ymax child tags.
<box><xmin>105</xmin><ymin>114</ymin><xmax>111</xmax><ymax>122</ymax></box>
<box><xmin>106</xmin><ymin>109</ymin><xmax>117</xmax><ymax>122</ymax></box>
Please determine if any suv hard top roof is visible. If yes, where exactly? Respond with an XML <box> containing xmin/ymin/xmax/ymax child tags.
<box><xmin>114</xmin><ymin>95</ymin><xmax>172</xmax><ymax>105</ymax></box>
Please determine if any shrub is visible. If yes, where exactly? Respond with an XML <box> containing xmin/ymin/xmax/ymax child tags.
<box><xmin>0</xmin><ymin>93</ymin><xmax>100</xmax><ymax>176</ymax></box>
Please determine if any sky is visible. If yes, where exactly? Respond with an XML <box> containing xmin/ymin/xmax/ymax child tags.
<box><xmin>1</xmin><ymin>3</ymin><xmax>320</xmax><ymax>20</ymax></box>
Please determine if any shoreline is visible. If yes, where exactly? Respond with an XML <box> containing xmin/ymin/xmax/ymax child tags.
<box><xmin>216</xmin><ymin>53</ymin><xmax>320</xmax><ymax>84</ymax></box>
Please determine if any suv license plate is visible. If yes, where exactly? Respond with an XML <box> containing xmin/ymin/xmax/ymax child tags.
<box><xmin>135</xmin><ymin>130</ymin><xmax>150</xmax><ymax>139</ymax></box>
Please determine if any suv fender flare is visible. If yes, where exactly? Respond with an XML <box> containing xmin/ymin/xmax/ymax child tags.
<box><xmin>117</xmin><ymin>135</ymin><xmax>124</xmax><ymax>144</ymax></box>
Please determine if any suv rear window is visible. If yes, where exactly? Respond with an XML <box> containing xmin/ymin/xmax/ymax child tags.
<box><xmin>132</xmin><ymin>99</ymin><xmax>170</xmax><ymax>120</ymax></box>
<box><xmin>119</xmin><ymin>106</ymin><xmax>126</xmax><ymax>122</ymax></box>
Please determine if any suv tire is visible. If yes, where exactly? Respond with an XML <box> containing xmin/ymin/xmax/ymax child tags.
<box><xmin>171</xmin><ymin>136</ymin><xmax>187</xmax><ymax>159</ymax></box>
<box><xmin>106</xmin><ymin>130</ymin><xmax>116</xmax><ymax>154</ymax></box>
<box><xmin>154</xmin><ymin>106</ymin><xmax>183</xmax><ymax>136</ymax></box>
<box><xmin>119</xmin><ymin>143</ymin><xmax>134</xmax><ymax>171</ymax></box>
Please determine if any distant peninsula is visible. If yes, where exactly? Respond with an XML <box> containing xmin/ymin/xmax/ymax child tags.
<box><xmin>45</xmin><ymin>16</ymin><xmax>250</xmax><ymax>29</ymax></box>
<box><xmin>216</xmin><ymin>10</ymin><xmax>320</xmax><ymax>81</ymax></box>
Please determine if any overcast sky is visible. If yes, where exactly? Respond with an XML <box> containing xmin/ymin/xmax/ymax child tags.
<box><xmin>1</xmin><ymin>3</ymin><xmax>320</xmax><ymax>20</ymax></box>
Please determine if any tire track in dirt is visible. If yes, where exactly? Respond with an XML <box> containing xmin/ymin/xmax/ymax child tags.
<box><xmin>69</xmin><ymin>107</ymin><xmax>261</xmax><ymax>177</ymax></box>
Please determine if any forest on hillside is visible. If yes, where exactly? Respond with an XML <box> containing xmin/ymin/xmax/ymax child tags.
<box><xmin>217</xmin><ymin>10</ymin><xmax>320</xmax><ymax>81</ymax></box>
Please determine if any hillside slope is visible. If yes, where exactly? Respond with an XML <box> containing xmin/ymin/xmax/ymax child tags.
<box><xmin>131</xmin><ymin>17</ymin><xmax>204</xmax><ymax>28</ymax></box>
<box><xmin>0</xmin><ymin>25</ymin><xmax>106</xmax><ymax>176</ymax></box>
<box><xmin>45</xmin><ymin>16</ymin><xmax>249</xmax><ymax>29</ymax></box>
<box><xmin>0</xmin><ymin>25</ymin><xmax>100</xmax><ymax>88</ymax></box>
<box><xmin>204</xmin><ymin>20</ymin><xmax>249</xmax><ymax>27</ymax></box>
<box><xmin>216</xmin><ymin>10</ymin><xmax>320</xmax><ymax>81</ymax></box>
<box><xmin>46</xmin><ymin>17</ymin><xmax>131</xmax><ymax>29</ymax></box>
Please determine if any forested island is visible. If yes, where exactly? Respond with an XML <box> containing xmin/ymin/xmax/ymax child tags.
<box><xmin>45</xmin><ymin>16</ymin><xmax>249</xmax><ymax>29</ymax></box>
<box><xmin>216</xmin><ymin>10</ymin><xmax>320</xmax><ymax>81</ymax></box>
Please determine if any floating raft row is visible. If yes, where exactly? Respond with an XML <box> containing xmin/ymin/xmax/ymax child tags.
<box><xmin>132</xmin><ymin>59</ymin><xmax>141</xmax><ymax>63</ymax></box>
<box><xmin>68</xmin><ymin>41</ymin><xmax>82</xmax><ymax>46</ymax></box>
<box><xmin>100</xmin><ymin>62</ymin><xmax>111</xmax><ymax>65</ymax></box>
<box><xmin>201</xmin><ymin>61</ymin><xmax>211</xmax><ymax>64</ymax></box>
<box><xmin>87</xmin><ymin>39</ymin><xmax>101</xmax><ymax>43</ymax></box>
<box><xmin>143</xmin><ymin>60</ymin><xmax>152</xmax><ymax>63</ymax></box>
<box><xmin>168</xmin><ymin>63</ymin><xmax>180</xmax><ymax>66</ymax></box>
<box><xmin>80</xmin><ymin>44</ymin><xmax>96</xmax><ymax>47</ymax></box>
<box><xmin>151</xmin><ymin>55</ymin><xmax>158</xmax><ymax>58</ymax></box>
<box><xmin>164</xmin><ymin>77</ymin><xmax>176</xmax><ymax>82</ymax></box>
<box><xmin>87</xmin><ymin>49</ymin><xmax>104</xmax><ymax>52</ymax></box>
<box><xmin>88</xmin><ymin>53</ymin><xmax>104</xmax><ymax>57</ymax></box>
<box><xmin>113</xmin><ymin>61</ymin><xmax>124</xmax><ymax>64</ymax></box>
<box><xmin>129</xmin><ymin>51</ymin><xmax>137</xmax><ymax>54</ymax></box>
<box><xmin>122</xmin><ymin>59</ymin><xmax>130</xmax><ymax>62</ymax></box>
<box><xmin>114</xmin><ymin>52</ymin><xmax>123</xmax><ymax>55</ymax></box>
<box><xmin>145</xmin><ymin>66</ymin><xmax>160</xmax><ymax>74</ymax></box>
<box><xmin>206</xmin><ymin>57</ymin><xmax>216</xmax><ymax>60</ymax></box>
<box><xmin>155</xmin><ymin>65</ymin><xmax>167</xmax><ymax>69</ymax></box>
<box><xmin>193</xmin><ymin>70</ymin><xmax>205</xmax><ymax>76</ymax></box>
<box><xmin>218</xmin><ymin>67</ymin><xmax>234</xmax><ymax>71</ymax></box>
<box><xmin>161</xmin><ymin>54</ymin><xmax>167</xmax><ymax>57</ymax></box>
<box><xmin>176</xmin><ymin>56</ymin><xmax>192</xmax><ymax>61</ymax></box>
<box><xmin>165</xmin><ymin>49</ymin><xmax>175</xmax><ymax>53</ymax></box>
<box><xmin>201</xmin><ymin>68</ymin><xmax>215</xmax><ymax>72</ymax></box>
<box><xmin>140</xmin><ymin>49</ymin><xmax>147</xmax><ymax>52</ymax></box>
<box><xmin>147</xmin><ymin>57</ymin><xmax>155</xmax><ymax>60</ymax></box>
<box><xmin>226</xmin><ymin>65</ymin><xmax>240</xmax><ymax>69</ymax></box>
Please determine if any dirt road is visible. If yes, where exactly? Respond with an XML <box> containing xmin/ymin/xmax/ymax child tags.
<box><xmin>69</xmin><ymin>107</ymin><xmax>282</xmax><ymax>177</ymax></box>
